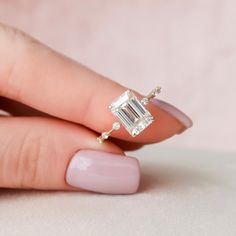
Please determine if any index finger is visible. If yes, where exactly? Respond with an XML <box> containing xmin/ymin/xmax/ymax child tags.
<box><xmin>0</xmin><ymin>24</ymin><xmax>192</xmax><ymax>143</ymax></box>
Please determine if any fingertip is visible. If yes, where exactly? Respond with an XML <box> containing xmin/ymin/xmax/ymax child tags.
<box><xmin>66</xmin><ymin>149</ymin><xmax>141</xmax><ymax>194</ymax></box>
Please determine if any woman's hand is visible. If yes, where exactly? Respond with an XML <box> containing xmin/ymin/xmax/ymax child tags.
<box><xmin>0</xmin><ymin>23</ymin><xmax>192</xmax><ymax>194</ymax></box>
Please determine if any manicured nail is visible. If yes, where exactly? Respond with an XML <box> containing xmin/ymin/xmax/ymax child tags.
<box><xmin>66</xmin><ymin>150</ymin><xmax>140</xmax><ymax>194</ymax></box>
<box><xmin>151</xmin><ymin>98</ymin><xmax>193</xmax><ymax>133</ymax></box>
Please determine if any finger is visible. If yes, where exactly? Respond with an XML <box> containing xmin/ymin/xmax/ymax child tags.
<box><xmin>0</xmin><ymin>97</ymin><xmax>143</xmax><ymax>151</ymax></box>
<box><xmin>0</xmin><ymin>116</ymin><xmax>140</xmax><ymax>194</ymax></box>
<box><xmin>0</xmin><ymin>96</ymin><xmax>50</xmax><ymax>117</ymax></box>
<box><xmin>110</xmin><ymin>138</ymin><xmax>144</xmax><ymax>151</ymax></box>
<box><xmin>0</xmin><ymin>23</ymin><xmax>192</xmax><ymax>143</ymax></box>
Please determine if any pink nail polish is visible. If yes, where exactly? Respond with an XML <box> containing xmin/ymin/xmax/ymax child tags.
<box><xmin>151</xmin><ymin>98</ymin><xmax>193</xmax><ymax>133</ymax></box>
<box><xmin>66</xmin><ymin>150</ymin><xmax>140</xmax><ymax>194</ymax></box>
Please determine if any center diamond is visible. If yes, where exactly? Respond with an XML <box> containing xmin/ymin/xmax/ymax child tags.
<box><xmin>109</xmin><ymin>90</ymin><xmax>154</xmax><ymax>137</ymax></box>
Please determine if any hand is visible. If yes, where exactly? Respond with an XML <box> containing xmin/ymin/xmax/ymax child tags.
<box><xmin>0</xmin><ymin>23</ymin><xmax>192</xmax><ymax>194</ymax></box>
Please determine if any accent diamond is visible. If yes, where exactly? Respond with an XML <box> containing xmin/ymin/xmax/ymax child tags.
<box><xmin>141</xmin><ymin>97</ymin><xmax>149</xmax><ymax>105</ymax></box>
<box><xmin>101</xmin><ymin>132</ymin><xmax>109</xmax><ymax>139</ymax></box>
<box><xmin>112</xmin><ymin>122</ymin><xmax>121</xmax><ymax>130</ymax></box>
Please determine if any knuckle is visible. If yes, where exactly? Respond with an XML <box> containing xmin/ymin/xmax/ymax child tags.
<box><xmin>0</xmin><ymin>119</ymin><xmax>56</xmax><ymax>189</ymax></box>
<box><xmin>0</xmin><ymin>128</ymin><xmax>43</xmax><ymax>188</ymax></box>
<box><xmin>16</xmin><ymin>131</ymin><xmax>40</xmax><ymax>188</ymax></box>
<box><xmin>5</xmin><ymin>128</ymin><xmax>48</xmax><ymax>189</ymax></box>
<box><xmin>15</xmin><ymin>129</ymin><xmax>48</xmax><ymax>188</ymax></box>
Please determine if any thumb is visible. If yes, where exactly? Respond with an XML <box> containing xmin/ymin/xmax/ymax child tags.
<box><xmin>0</xmin><ymin>117</ymin><xmax>140</xmax><ymax>194</ymax></box>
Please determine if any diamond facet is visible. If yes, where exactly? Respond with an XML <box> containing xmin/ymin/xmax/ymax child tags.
<box><xmin>109</xmin><ymin>90</ymin><xmax>154</xmax><ymax>137</ymax></box>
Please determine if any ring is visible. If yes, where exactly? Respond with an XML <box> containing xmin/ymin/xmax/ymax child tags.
<box><xmin>97</xmin><ymin>86</ymin><xmax>161</xmax><ymax>143</ymax></box>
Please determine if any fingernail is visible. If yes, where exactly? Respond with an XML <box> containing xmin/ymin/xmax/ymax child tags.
<box><xmin>151</xmin><ymin>98</ymin><xmax>193</xmax><ymax>134</ymax></box>
<box><xmin>66</xmin><ymin>150</ymin><xmax>140</xmax><ymax>194</ymax></box>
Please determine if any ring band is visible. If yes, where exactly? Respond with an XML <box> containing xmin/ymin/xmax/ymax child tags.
<box><xmin>97</xmin><ymin>86</ymin><xmax>161</xmax><ymax>143</ymax></box>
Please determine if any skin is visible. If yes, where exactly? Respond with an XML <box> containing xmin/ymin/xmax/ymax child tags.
<box><xmin>0</xmin><ymin>23</ymin><xmax>184</xmax><ymax>190</ymax></box>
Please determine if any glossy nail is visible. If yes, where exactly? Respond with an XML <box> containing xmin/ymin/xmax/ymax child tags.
<box><xmin>151</xmin><ymin>98</ymin><xmax>193</xmax><ymax>133</ymax></box>
<box><xmin>66</xmin><ymin>150</ymin><xmax>140</xmax><ymax>194</ymax></box>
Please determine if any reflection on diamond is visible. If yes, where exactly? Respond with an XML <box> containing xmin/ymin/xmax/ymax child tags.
<box><xmin>109</xmin><ymin>90</ymin><xmax>154</xmax><ymax>137</ymax></box>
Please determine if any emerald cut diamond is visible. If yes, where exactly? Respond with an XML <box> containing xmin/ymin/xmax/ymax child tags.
<box><xmin>109</xmin><ymin>90</ymin><xmax>154</xmax><ymax>137</ymax></box>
